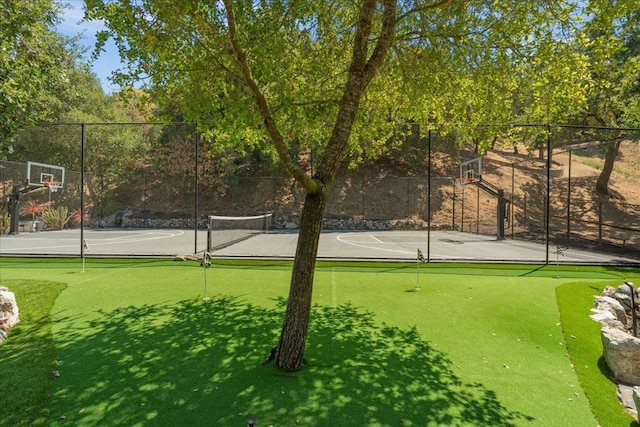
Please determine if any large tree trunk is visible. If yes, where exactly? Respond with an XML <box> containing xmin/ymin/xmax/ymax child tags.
<box><xmin>274</xmin><ymin>190</ymin><xmax>327</xmax><ymax>370</ymax></box>
<box><xmin>595</xmin><ymin>140</ymin><xmax>621</xmax><ymax>197</ymax></box>
<box><xmin>247</xmin><ymin>0</ymin><xmax>397</xmax><ymax>371</ymax></box>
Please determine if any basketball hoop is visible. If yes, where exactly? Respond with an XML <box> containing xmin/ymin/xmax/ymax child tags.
<box><xmin>459</xmin><ymin>157</ymin><xmax>482</xmax><ymax>186</ymax></box>
<box><xmin>44</xmin><ymin>181</ymin><xmax>61</xmax><ymax>193</ymax></box>
<box><xmin>455</xmin><ymin>177</ymin><xmax>469</xmax><ymax>188</ymax></box>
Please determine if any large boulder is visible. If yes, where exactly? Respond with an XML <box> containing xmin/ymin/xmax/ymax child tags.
<box><xmin>601</xmin><ymin>327</ymin><xmax>640</xmax><ymax>385</ymax></box>
<box><xmin>0</xmin><ymin>287</ymin><xmax>20</xmax><ymax>344</ymax></box>
<box><xmin>590</xmin><ymin>309</ymin><xmax>624</xmax><ymax>330</ymax></box>
<box><xmin>592</xmin><ymin>283</ymin><xmax>640</xmax><ymax>417</ymax></box>
<box><xmin>595</xmin><ymin>295</ymin><xmax>628</xmax><ymax>323</ymax></box>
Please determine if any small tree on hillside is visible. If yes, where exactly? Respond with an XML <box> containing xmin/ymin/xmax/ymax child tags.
<box><xmin>582</xmin><ymin>2</ymin><xmax>640</xmax><ymax>197</ymax></box>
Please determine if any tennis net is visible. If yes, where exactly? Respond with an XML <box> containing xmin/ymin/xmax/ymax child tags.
<box><xmin>207</xmin><ymin>213</ymin><xmax>272</xmax><ymax>252</ymax></box>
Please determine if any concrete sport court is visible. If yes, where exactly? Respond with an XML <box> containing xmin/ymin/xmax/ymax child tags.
<box><xmin>0</xmin><ymin>228</ymin><xmax>636</xmax><ymax>264</ymax></box>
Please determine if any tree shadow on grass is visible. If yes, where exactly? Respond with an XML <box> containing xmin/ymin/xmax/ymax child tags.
<box><xmin>0</xmin><ymin>280</ymin><xmax>67</xmax><ymax>427</ymax></box>
<box><xmin>50</xmin><ymin>296</ymin><xmax>534</xmax><ymax>426</ymax></box>
<box><xmin>1</xmin><ymin>312</ymin><xmax>57</xmax><ymax>427</ymax></box>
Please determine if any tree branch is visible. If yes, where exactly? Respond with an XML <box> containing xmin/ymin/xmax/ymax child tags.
<box><xmin>397</xmin><ymin>0</ymin><xmax>465</xmax><ymax>23</ymax></box>
<box><xmin>317</xmin><ymin>0</ymin><xmax>397</xmax><ymax>184</ymax></box>
<box><xmin>363</xmin><ymin>0</ymin><xmax>397</xmax><ymax>87</ymax></box>
<box><xmin>222</xmin><ymin>0</ymin><xmax>321</xmax><ymax>193</ymax></box>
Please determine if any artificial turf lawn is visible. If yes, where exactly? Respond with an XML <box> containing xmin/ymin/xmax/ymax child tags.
<box><xmin>557</xmin><ymin>281</ymin><xmax>638</xmax><ymax>427</ymax></box>
<box><xmin>0</xmin><ymin>279</ymin><xmax>67</xmax><ymax>427</ymax></box>
<box><xmin>0</xmin><ymin>258</ymin><xmax>638</xmax><ymax>425</ymax></box>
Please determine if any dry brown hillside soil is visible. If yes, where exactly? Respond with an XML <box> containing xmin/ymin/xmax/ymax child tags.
<box><xmin>475</xmin><ymin>141</ymin><xmax>640</xmax><ymax>254</ymax></box>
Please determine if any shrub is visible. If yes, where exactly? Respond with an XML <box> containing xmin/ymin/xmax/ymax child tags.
<box><xmin>19</xmin><ymin>200</ymin><xmax>49</xmax><ymax>221</ymax></box>
<box><xmin>0</xmin><ymin>212</ymin><xmax>9</xmax><ymax>233</ymax></box>
<box><xmin>70</xmin><ymin>207</ymin><xmax>91</xmax><ymax>227</ymax></box>
<box><xmin>41</xmin><ymin>206</ymin><xmax>70</xmax><ymax>230</ymax></box>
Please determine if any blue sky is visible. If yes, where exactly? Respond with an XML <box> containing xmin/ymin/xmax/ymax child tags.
<box><xmin>56</xmin><ymin>0</ymin><xmax>125</xmax><ymax>94</ymax></box>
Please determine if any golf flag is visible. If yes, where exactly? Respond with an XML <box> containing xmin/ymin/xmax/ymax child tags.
<box><xmin>201</xmin><ymin>251</ymin><xmax>211</xmax><ymax>268</ymax></box>
<box><xmin>417</xmin><ymin>248</ymin><xmax>425</xmax><ymax>263</ymax></box>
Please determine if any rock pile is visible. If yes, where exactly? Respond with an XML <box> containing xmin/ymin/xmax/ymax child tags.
<box><xmin>91</xmin><ymin>212</ymin><xmax>455</xmax><ymax>232</ymax></box>
<box><xmin>0</xmin><ymin>287</ymin><xmax>20</xmax><ymax>344</ymax></box>
<box><xmin>591</xmin><ymin>282</ymin><xmax>640</xmax><ymax>421</ymax></box>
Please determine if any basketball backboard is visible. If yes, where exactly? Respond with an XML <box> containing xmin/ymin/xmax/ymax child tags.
<box><xmin>459</xmin><ymin>157</ymin><xmax>482</xmax><ymax>184</ymax></box>
<box><xmin>27</xmin><ymin>161</ymin><xmax>65</xmax><ymax>189</ymax></box>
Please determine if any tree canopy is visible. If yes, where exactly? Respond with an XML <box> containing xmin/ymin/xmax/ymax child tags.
<box><xmin>0</xmin><ymin>0</ymin><xmax>75</xmax><ymax>143</ymax></box>
<box><xmin>86</xmin><ymin>1</ymin><xmax>601</xmax><ymax>154</ymax></box>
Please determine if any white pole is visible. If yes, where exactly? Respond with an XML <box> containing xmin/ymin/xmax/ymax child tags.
<box><xmin>415</xmin><ymin>248</ymin><xmax>424</xmax><ymax>291</ymax></box>
<box><xmin>202</xmin><ymin>252</ymin><xmax>211</xmax><ymax>300</ymax></box>
<box><xmin>82</xmin><ymin>239</ymin><xmax>88</xmax><ymax>273</ymax></box>
<box><xmin>555</xmin><ymin>246</ymin><xmax>565</xmax><ymax>278</ymax></box>
<box><xmin>203</xmin><ymin>268</ymin><xmax>209</xmax><ymax>300</ymax></box>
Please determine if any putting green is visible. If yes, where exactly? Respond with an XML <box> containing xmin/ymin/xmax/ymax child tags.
<box><xmin>1</xmin><ymin>259</ymin><xmax>636</xmax><ymax>425</ymax></box>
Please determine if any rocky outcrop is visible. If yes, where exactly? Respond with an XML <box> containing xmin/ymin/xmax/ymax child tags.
<box><xmin>90</xmin><ymin>213</ymin><xmax>457</xmax><ymax>231</ymax></box>
<box><xmin>591</xmin><ymin>282</ymin><xmax>640</xmax><ymax>419</ymax></box>
<box><xmin>0</xmin><ymin>287</ymin><xmax>20</xmax><ymax>344</ymax></box>
<box><xmin>601</xmin><ymin>327</ymin><xmax>640</xmax><ymax>385</ymax></box>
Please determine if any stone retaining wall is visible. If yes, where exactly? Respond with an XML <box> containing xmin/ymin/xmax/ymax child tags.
<box><xmin>90</xmin><ymin>211</ymin><xmax>456</xmax><ymax>232</ymax></box>
<box><xmin>591</xmin><ymin>282</ymin><xmax>640</xmax><ymax>421</ymax></box>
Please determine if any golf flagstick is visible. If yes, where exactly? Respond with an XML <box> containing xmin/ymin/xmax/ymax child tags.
<box><xmin>555</xmin><ymin>246</ymin><xmax>565</xmax><ymax>278</ymax></box>
<box><xmin>201</xmin><ymin>252</ymin><xmax>211</xmax><ymax>300</ymax></box>
<box><xmin>416</xmin><ymin>248</ymin><xmax>425</xmax><ymax>291</ymax></box>
<box><xmin>82</xmin><ymin>239</ymin><xmax>88</xmax><ymax>272</ymax></box>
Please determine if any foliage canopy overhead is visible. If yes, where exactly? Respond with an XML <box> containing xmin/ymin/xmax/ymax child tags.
<box><xmin>0</xmin><ymin>0</ymin><xmax>74</xmax><ymax>140</ymax></box>
<box><xmin>85</xmin><ymin>1</ymin><xmax>631</xmax><ymax>160</ymax></box>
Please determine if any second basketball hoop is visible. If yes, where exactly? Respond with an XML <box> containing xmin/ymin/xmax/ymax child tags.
<box><xmin>460</xmin><ymin>157</ymin><xmax>482</xmax><ymax>184</ymax></box>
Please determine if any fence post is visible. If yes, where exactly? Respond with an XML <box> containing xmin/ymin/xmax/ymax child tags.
<box><xmin>566</xmin><ymin>149</ymin><xmax>572</xmax><ymax>248</ymax></box>
<box><xmin>461</xmin><ymin>183</ymin><xmax>465</xmax><ymax>232</ymax></box>
<box><xmin>99</xmin><ymin>175</ymin><xmax>104</xmax><ymax>220</ymax></box>
<box><xmin>194</xmin><ymin>125</ymin><xmax>199</xmax><ymax>254</ymax></box>
<box><xmin>598</xmin><ymin>199</ymin><xmax>603</xmax><ymax>242</ymax></box>
<box><xmin>476</xmin><ymin>183</ymin><xmax>480</xmax><ymax>234</ymax></box>
<box><xmin>545</xmin><ymin>125</ymin><xmax>551</xmax><ymax>264</ymax></box>
<box><xmin>452</xmin><ymin>178</ymin><xmax>456</xmax><ymax>230</ymax></box>
<box><xmin>143</xmin><ymin>172</ymin><xmax>148</xmax><ymax>227</ymax></box>
<box><xmin>80</xmin><ymin>123</ymin><xmax>85</xmax><ymax>259</ymax></box>
<box><xmin>511</xmin><ymin>163</ymin><xmax>515</xmax><ymax>239</ymax></box>
<box><xmin>427</xmin><ymin>129</ymin><xmax>431</xmax><ymax>262</ymax></box>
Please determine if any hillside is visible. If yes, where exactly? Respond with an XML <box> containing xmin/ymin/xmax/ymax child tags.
<box><xmin>465</xmin><ymin>140</ymin><xmax>640</xmax><ymax>255</ymax></box>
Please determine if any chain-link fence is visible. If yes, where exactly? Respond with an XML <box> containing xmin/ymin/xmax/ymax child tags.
<box><xmin>1</xmin><ymin>122</ymin><xmax>638</xmax><ymax>261</ymax></box>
